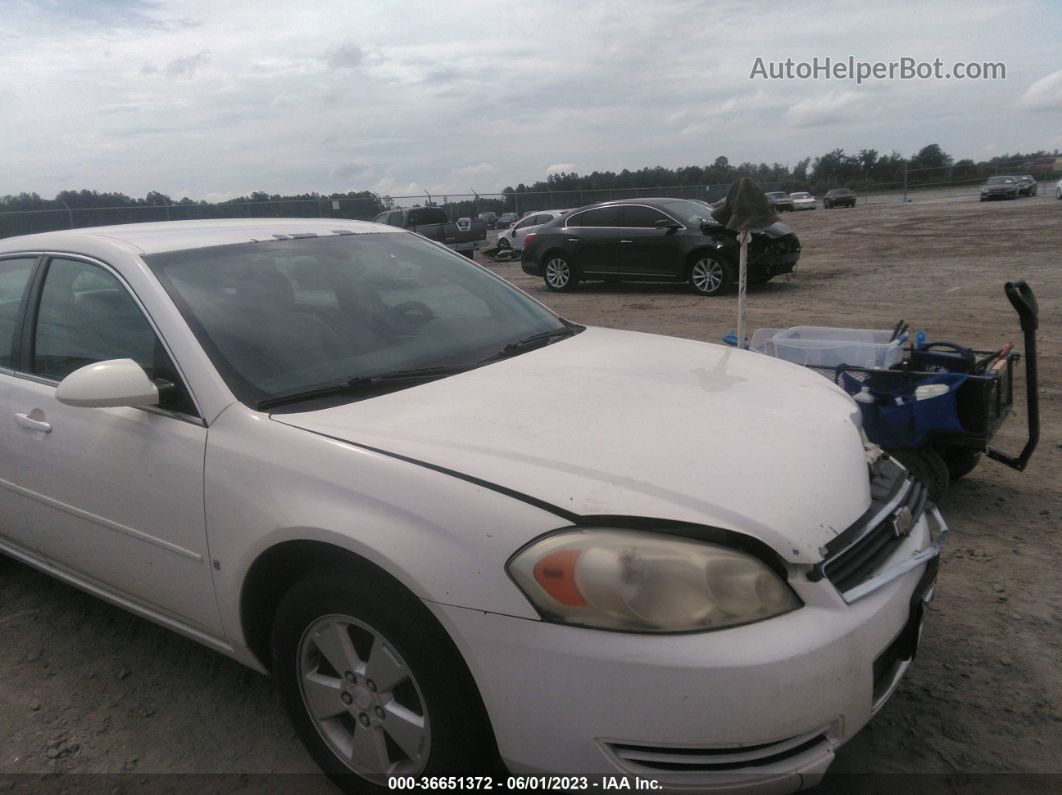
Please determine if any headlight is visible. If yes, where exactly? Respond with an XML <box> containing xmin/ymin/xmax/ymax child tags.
<box><xmin>508</xmin><ymin>529</ymin><xmax>801</xmax><ymax>632</ymax></box>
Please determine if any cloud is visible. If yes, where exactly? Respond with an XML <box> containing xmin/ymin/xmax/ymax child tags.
<box><xmin>164</xmin><ymin>50</ymin><xmax>211</xmax><ymax>78</ymax></box>
<box><xmin>326</xmin><ymin>44</ymin><xmax>365</xmax><ymax>70</ymax></box>
<box><xmin>448</xmin><ymin>162</ymin><xmax>498</xmax><ymax>181</ymax></box>
<box><xmin>331</xmin><ymin>162</ymin><xmax>374</xmax><ymax>181</ymax></box>
<box><xmin>2</xmin><ymin>1</ymin><xmax>1060</xmax><ymax>201</ymax></box>
<box><xmin>1017</xmin><ymin>69</ymin><xmax>1062</xmax><ymax>111</ymax></box>
<box><xmin>785</xmin><ymin>91</ymin><xmax>862</xmax><ymax>127</ymax></box>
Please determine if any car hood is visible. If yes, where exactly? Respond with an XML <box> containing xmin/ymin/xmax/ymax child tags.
<box><xmin>983</xmin><ymin>184</ymin><xmax>1015</xmax><ymax>191</ymax></box>
<box><xmin>273</xmin><ymin>328</ymin><xmax>870</xmax><ymax>563</ymax></box>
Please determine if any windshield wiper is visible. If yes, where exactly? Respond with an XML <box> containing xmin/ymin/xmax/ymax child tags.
<box><xmin>490</xmin><ymin>324</ymin><xmax>584</xmax><ymax>359</ymax></box>
<box><xmin>257</xmin><ymin>365</ymin><xmax>471</xmax><ymax>410</ymax></box>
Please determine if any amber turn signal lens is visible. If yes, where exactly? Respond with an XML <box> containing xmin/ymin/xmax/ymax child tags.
<box><xmin>532</xmin><ymin>549</ymin><xmax>587</xmax><ymax>606</ymax></box>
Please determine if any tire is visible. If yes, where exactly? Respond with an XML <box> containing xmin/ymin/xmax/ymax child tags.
<box><xmin>542</xmin><ymin>253</ymin><xmax>578</xmax><ymax>291</ymax></box>
<box><xmin>688</xmin><ymin>256</ymin><xmax>732</xmax><ymax>296</ymax></box>
<box><xmin>497</xmin><ymin>237</ymin><xmax>511</xmax><ymax>251</ymax></box>
<box><xmin>1056</xmin><ymin>188</ymin><xmax>1061</xmax><ymax>200</ymax></box>
<box><xmin>935</xmin><ymin>445</ymin><xmax>982</xmax><ymax>481</ymax></box>
<box><xmin>272</xmin><ymin>571</ymin><xmax>497</xmax><ymax>793</ymax></box>
<box><xmin>887</xmin><ymin>446</ymin><xmax>950</xmax><ymax>502</ymax></box>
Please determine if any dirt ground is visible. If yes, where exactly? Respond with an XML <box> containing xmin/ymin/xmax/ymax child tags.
<box><xmin>1</xmin><ymin>196</ymin><xmax>1059</xmax><ymax>792</ymax></box>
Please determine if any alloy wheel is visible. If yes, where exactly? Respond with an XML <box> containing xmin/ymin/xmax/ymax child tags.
<box><xmin>298</xmin><ymin>614</ymin><xmax>430</xmax><ymax>782</ymax></box>
<box><xmin>545</xmin><ymin>258</ymin><xmax>570</xmax><ymax>289</ymax></box>
<box><xmin>691</xmin><ymin>258</ymin><xmax>724</xmax><ymax>294</ymax></box>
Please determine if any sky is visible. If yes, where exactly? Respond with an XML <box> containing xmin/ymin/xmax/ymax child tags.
<box><xmin>2</xmin><ymin>0</ymin><xmax>1062</xmax><ymax>202</ymax></box>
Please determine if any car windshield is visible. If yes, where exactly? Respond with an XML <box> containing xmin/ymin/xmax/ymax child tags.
<box><xmin>145</xmin><ymin>232</ymin><xmax>568</xmax><ymax>407</ymax></box>
<box><xmin>829</xmin><ymin>189</ymin><xmax>852</xmax><ymax>195</ymax></box>
<box><xmin>766</xmin><ymin>192</ymin><xmax>788</xmax><ymax>199</ymax></box>
<box><xmin>791</xmin><ymin>192</ymin><xmax>811</xmax><ymax>199</ymax></box>
<box><xmin>987</xmin><ymin>176</ymin><xmax>1015</xmax><ymax>184</ymax></box>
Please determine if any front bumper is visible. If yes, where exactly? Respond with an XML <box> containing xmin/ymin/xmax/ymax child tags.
<box><xmin>749</xmin><ymin>250</ymin><xmax>800</xmax><ymax>277</ymax></box>
<box><xmin>427</xmin><ymin>511</ymin><xmax>942</xmax><ymax>792</ymax></box>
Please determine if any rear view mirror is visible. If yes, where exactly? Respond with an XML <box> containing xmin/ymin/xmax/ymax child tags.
<box><xmin>655</xmin><ymin>219</ymin><xmax>681</xmax><ymax>231</ymax></box>
<box><xmin>55</xmin><ymin>358</ymin><xmax>159</xmax><ymax>409</ymax></box>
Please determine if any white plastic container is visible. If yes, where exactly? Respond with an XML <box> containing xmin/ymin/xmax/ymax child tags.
<box><xmin>768</xmin><ymin>326</ymin><xmax>903</xmax><ymax>369</ymax></box>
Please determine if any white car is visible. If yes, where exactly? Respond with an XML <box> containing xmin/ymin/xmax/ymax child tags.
<box><xmin>1055</xmin><ymin>178</ymin><xmax>1061</xmax><ymax>199</ymax></box>
<box><xmin>790</xmin><ymin>192</ymin><xmax>817</xmax><ymax>210</ymax></box>
<box><xmin>0</xmin><ymin>219</ymin><xmax>945</xmax><ymax>792</ymax></box>
<box><xmin>497</xmin><ymin>209</ymin><xmax>570</xmax><ymax>252</ymax></box>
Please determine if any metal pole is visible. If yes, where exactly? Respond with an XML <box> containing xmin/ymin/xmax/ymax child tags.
<box><xmin>902</xmin><ymin>161</ymin><xmax>908</xmax><ymax>204</ymax></box>
<box><xmin>59</xmin><ymin>199</ymin><xmax>74</xmax><ymax>228</ymax></box>
<box><xmin>736</xmin><ymin>230</ymin><xmax>749</xmax><ymax>348</ymax></box>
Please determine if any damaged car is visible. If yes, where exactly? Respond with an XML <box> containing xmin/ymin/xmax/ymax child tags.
<box><xmin>521</xmin><ymin>197</ymin><xmax>801</xmax><ymax>294</ymax></box>
<box><xmin>0</xmin><ymin>219</ymin><xmax>944</xmax><ymax>793</ymax></box>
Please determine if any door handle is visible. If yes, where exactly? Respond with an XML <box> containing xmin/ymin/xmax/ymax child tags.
<box><xmin>567</xmin><ymin>237</ymin><xmax>580</xmax><ymax>243</ymax></box>
<box><xmin>619</xmin><ymin>239</ymin><xmax>633</xmax><ymax>244</ymax></box>
<box><xmin>15</xmin><ymin>413</ymin><xmax>52</xmax><ymax>433</ymax></box>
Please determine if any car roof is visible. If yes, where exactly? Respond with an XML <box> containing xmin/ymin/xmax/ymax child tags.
<box><xmin>0</xmin><ymin>218</ymin><xmax>392</xmax><ymax>257</ymax></box>
<box><xmin>570</xmin><ymin>197</ymin><xmax>707</xmax><ymax>212</ymax></box>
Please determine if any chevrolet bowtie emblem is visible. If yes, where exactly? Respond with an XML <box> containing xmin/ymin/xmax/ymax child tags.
<box><xmin>892</xmin><ymin>506</ymin><xmax>914</xmax><ymax>538</ymax></box>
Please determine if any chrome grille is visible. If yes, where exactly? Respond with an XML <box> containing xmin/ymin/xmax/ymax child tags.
<box><xmin>813</xmin><ymin>457</ymin><xmax>928</xmax><ymax>595</ymax></box>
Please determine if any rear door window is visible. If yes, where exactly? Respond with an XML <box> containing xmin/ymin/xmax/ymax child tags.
<box><xmin>0</xmin><ymin>257</ymin><xmax>36</xmax><ymax>369</ymax></box>
<box><xmin>572</xmin><ymin>207</ymin><xmax>620</xmax><ymax>227</ymax></box>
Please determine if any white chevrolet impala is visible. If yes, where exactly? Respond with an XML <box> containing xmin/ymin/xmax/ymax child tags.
<box><xmin>0</xmin><ymin>219</ymin><xmax>946</xmax><ymax>792</ymax></box>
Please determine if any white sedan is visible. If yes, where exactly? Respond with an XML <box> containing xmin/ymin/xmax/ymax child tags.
<box><xmin>790</xmin><ymin>192</ymin><xmax>817</xmax><ymax>210</ymax></box>
<box><xmin>0</xmin><ymin>219</ymin><xmax>945</xmax><ymax>792</ymax></box>
<box><xmin>497</xmin><ymin>209</ymin><xmax>570</xmax><ymax>252</ymax></box>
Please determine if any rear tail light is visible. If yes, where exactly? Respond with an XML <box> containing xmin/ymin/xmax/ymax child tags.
<box><xmin>523</xmin><ymin>232</ymin><xmax>536</xmax><ymax>247</ymax></box>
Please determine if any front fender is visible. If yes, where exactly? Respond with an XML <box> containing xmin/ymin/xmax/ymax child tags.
<box><xmin>205</xmin><ymin>406</ymin><xmax>564</xmax><ymax>646</ymax></box>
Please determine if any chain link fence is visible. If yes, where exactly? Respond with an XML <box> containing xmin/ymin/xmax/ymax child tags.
<box><xmin>2</xmin><ymin>160</ymin><xmax>1058</xmax><ymax>239</ymax></box>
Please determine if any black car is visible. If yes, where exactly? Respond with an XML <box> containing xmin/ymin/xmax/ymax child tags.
<box><xmin>520</xmin><ymin>198</ymin><xmax>801</xmax><ymax>296</ymax></box>
<box><xmin>765</xmin><ymin>191</ymin><xmax>794</xmax><ymax>211</ymax></box>
<box><xmin>823</xmin><ymin>188</ymin><xmax>857</xmax><ymax>209</ymax></box>
<box><xmin>1016</xmin><ymin>175</ymin><xmax>1038</xmax><ymax>197</ymax></box>
<box><xmin>496</xmin><ymin>212</ymin><xmax>519</xmax><ymax>229</ymax></box>
<box><xmin>477</xmin><ymin>211</ymin><xmax>498</xmax><ymax>229</ymax></box>
<box><xmin>980</xmin><ymin>176</ymin><xmax>1022</xmax><ymax>200</ymax></box>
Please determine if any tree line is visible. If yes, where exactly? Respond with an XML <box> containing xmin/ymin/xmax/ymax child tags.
<box><xmin>502</xmin><ymin>145</ymin><xmax>1060</xmax><ymax>198</ymax></box>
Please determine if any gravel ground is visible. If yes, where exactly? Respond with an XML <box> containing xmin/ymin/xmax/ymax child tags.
<box><xmin>1</xmin><ymin>195</ymin><xmax>1060</xmax><ymax>793</ymax></box>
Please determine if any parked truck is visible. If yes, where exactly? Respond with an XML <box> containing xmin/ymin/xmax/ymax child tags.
<box><xmin>372</xmin><ymin>206</ymin><xmax>487</xmax><ymax>258</ymax></box>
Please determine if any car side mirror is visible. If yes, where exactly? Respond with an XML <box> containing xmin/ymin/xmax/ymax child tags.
<box><xmin>55</xmin><ymin>358</ymin><xmax>159</xmax><ymax>409</ymax></box>
<box><xmin>655</xmin><ymin>219</ymin><xmax>681</xmax><ymax>231</ymax></box>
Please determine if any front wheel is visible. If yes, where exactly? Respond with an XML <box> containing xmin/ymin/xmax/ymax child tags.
<box><xmin>543</xmin><ymin>254</ymin><xmax>578</xmax><ymax>291</ymax></box>
<box><xmin>272</xmin><ymin>572</ymin><xmax>495</xmax><ymax>792</ymax></box>
<box><xmin>935</xmin><ymin>445</ymin><xmax>982</xmax><ymax>481</ymax></box>
<box><xmin>689</xmin><ymin>256</ymin><xmax>731</xmax><ymax>296</ymax></box>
